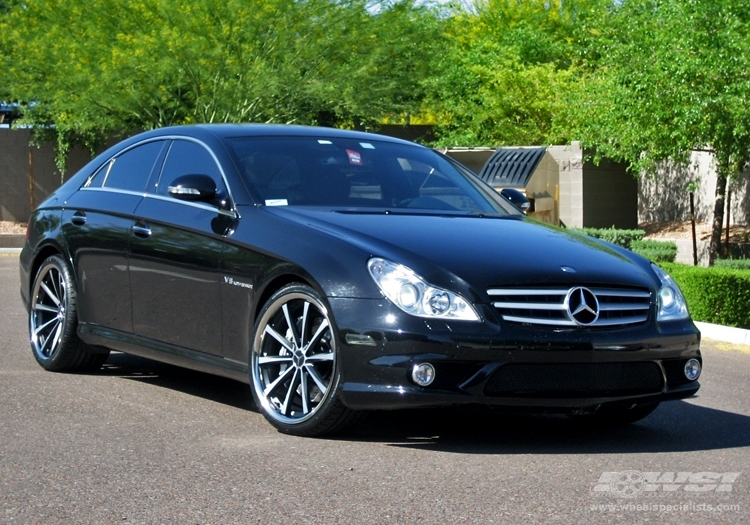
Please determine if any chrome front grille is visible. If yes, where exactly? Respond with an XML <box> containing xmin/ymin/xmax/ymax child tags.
<box><xmin>487</xmin><ymin>287</ymin><xmax>651</xmax><ymax>328</ymax></box>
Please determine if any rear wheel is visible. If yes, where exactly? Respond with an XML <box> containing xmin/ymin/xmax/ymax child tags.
<box><xmin>250</xmin><ymin>284</ymin><xmax>357</xmax><ymax>436</ymax></box>
<box><xmin>29</xmin><ymin>255</ymin><xmax>109</xmax><ymax>372</ymax></box>
<box><xmin>568</xmin><ymin>402</ymin><xmax>659</xmax><ymax>426</ymax></box>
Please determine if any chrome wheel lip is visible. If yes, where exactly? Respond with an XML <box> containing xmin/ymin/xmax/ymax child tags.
<box><xmin>29</xmin><ymin>262</ymin><xmax>67</xmax><ymax>360</ymax></box>
<box><xmin>251</xmin><ymin>291</ymin><xmax>336</xmax><ymax>426</ymax></box>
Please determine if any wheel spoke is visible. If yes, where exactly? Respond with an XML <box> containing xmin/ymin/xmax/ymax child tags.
<box><xmin>38</xmin><ymin>319</ymin><xmax>60</xmax><ymax>355</ymax></box>
<box><xmin>34</xmin><ymin>316</ymin><xmax>58</xmax><ymax>336</ymax></box>
<box><xmin>280</xmin><ymin>368</ymin><xmax>300</xmax><ymax>416</ymax></box>
<box><xmin>305</xmin><ymin>365</ymin><xmax>329</xmax><ymax>396</ymax></box>
<box><xmin>48</xmin><ymin>321</ymin><xmax>63</xmax><ymax>355</ymax></box>
<box><xmin>262</xmin><ymin>364</ymin><xmax>295</xmax><ymax>397</ymax></box>
<box><xmin>40</xmin><ymin>281</ymin><xmax>61</xmax><ymax>307</ymax></box>
<box><xmin>281</xmin><ymin>303</ymin><xmax>301</xmax><ymax>347</ymax></box>
<box><xmin>57</xmin><ymin>271</ymin><xmax>66</xmax><ymax>306</ymax></box>
<box><xmin>258</xmin><ymin>355</ymin><xmax>293</xmax><ymax>366</ymax></box>
<box><xmin>264</xmin><ymin>325</ymin><xmax>294</xmax><ymax>352</ymax></box>
<box><xmin>34</xmin><ymin>303</ymin><xmax>58</xmax><ymax>314</ymax></box>
<box><xmin>305</xmin><ymin>351</ymin><xmax>334</xmax><ymax>363</ymax></box>
<box><xmin>302</xmin><ymin>319</ymin><xmax>329</xmax><ymax>355</ymax></box>
<box><xmin>299</xmin><ymin>302</ymin><xmax>310</xmax><ymax>348</ymax></box>
<box><xmin>300</xmin><ymin>369</ymin><xmax>310</xmax><ymax>414</ymax></box>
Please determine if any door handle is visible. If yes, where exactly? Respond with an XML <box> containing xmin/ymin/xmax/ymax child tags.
<box><xmin>132</xmin><ymin>222</ymin><xmax>152</xmax><ymax>239</ymax></box>
<box><xmin>71</xmin><ymin>211</ymin><xmax>87</xmax><ymax>226</ymax></box>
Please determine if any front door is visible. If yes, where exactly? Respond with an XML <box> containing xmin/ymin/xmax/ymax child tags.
<box><xmin>129</xmin><ymin>139</ymin><xmax>233</xmax><ymax>356</ymax></box>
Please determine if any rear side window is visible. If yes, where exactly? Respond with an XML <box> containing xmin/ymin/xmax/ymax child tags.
<box><xmin>86</xmin><ymin>141</ymin><xmax>166</xmax><ymax>192</ymax></box>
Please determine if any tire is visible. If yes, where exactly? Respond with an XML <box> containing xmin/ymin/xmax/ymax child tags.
<box><xmin>29</xmin><ymin>255</ymin><xmax>110</xmax><ymax>372</ymax></box>
<box><xmin>250</xmin><ymin>283</ymin><xmax>357</xmax><ymax>436</ymax></box>
<box><xmin>568</xmin><ymin>402</ymin><xmax>659</xmax><ymax>426</ymax></box>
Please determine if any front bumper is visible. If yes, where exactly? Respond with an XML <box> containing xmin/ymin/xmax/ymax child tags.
<box><xmin>329</xmin><ymin>297</ymin><xmax>701</xmax><ymax>412</ymax></box>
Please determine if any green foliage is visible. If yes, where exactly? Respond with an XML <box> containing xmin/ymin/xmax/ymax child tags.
<box><xmin>561</xmin><ymin>0</ymin><xmax>750</xmax><ymax>175</ymax></box>
<box><xmin>570</xmin><ymin>227</ymin><xmax>644</xmax><ymax>250</ymax></box>
<box><xmin>714</xmin><ymin>259</ymin><xmax>750</xmax><ymax>271</ymax></box>
<box><xmin>427</xmin><ymin>48</ymin><xmax>571</xmax><ymax>147</ymax></box>
<box><xmin>426</xmin><ymin>0</ymin><xmax>605</xmax><ymax>147</ymax></box>
<box><xmin>2</xmin><ymin>0</ymin><xmax>443</xmax><ymax>175</ymax></box>
<box><xmin>630</xmin><ymin>239</ymin><xmax>677</xmax><ymax>263</ymax></box>
<box><xmin>661</xmin><ymin>263</ymin><xmax>750</xmax><ymax>328</ymax></box>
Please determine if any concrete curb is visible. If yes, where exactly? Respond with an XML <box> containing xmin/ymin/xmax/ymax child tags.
<box><xmin>0</xmin><ymin>248</ymin><xmax>21</xmax><ymax>255</ymax></box>
<box><xmin>0</xmin><ymin>234</ymin><xmax>25</xmax><ymax>249</ymax></box>
<box><xmin>695</xmin><ymin>321</ymin><xmax>750</xmax><ymax>346</ymax></box>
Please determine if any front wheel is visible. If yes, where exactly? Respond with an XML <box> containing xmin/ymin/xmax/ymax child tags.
<box><xmin>250</xmin><ymin>284</ymin><xmax>357</xmax><ymax>436</ymax></box>
<box><xmin>29</xmin><ymin>255</ymin><xmax>109</xmax><ymax>372</ymax></box>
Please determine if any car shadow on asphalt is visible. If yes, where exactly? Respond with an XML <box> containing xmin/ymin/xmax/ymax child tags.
<box><xmin>341</xmin><ymin>402</ymin><xmax>750</xmax><ymax>455</ymax></box>
<box><xmin>98</xmin><ymin>351</ymin><xmax>258</xmax><ymax>413</ymax></box>
<box><xmin>95</xmin><ymin>352</ymin><xmax>748</xmax><ymax>454</ymax></box>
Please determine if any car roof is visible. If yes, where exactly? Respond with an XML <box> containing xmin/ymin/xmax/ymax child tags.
<box><xmin>144</xmin><ymin>123</ymin><xmax>422</xmax><ymax>147</ymax></box>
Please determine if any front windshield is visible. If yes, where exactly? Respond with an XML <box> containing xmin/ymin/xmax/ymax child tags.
<box><xmin>228</xmin><ymin>136</ymin><xmax>518</xmax><ymax>215</ymax></box>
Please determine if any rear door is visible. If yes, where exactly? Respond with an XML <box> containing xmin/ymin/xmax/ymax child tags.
<box><xmin>63</xmin><ymin>139</ymin><xmax>167</xmax><ymax>333</ymax></box>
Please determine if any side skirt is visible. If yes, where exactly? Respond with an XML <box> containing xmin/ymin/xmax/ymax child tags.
<box><xmin>78</xmin><ymin>323</ymin><xmax>249</xmax><ymax>384</ymax></box>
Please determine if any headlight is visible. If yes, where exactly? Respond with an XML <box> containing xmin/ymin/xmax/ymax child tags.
<box><xmin>652</xmin><ymin>263</ymin><xmax>690</xmax><ymax>322</ymax></box>
<box><xmin>367</xmin><ymin>258</ymin><xmax>480</xmax><ymax>321</ymax></box>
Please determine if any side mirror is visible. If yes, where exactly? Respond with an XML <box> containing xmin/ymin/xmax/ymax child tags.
<box><xmin>500</xmin><ymin>188</ymin><xmax>531</xmax><ymax>213</ymax></box>
<box><xmin>167</xmin><ymin>174</ymin><xmax>217</xmax><ymax>202</ymax></box>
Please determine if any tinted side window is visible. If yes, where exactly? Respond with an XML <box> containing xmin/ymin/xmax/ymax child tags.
<box><xmin>156</xmin><ymin>140</ymin><xmax>225</xmax><ymax>196</ymax></box>
<box><xmin>84</xmin><ymin>160</ymin><xmax>112</xmax><ymax>188</ymax></box>
<box><xmin>103</xmin><ymin>141</ymin><xmax>165</xmax><ymax>192</ymax></box>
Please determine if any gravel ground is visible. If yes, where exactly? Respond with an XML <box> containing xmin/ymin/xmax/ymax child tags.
<box><xmin>0</xmin><ymin>221</ymin><xmax>26</xmax><ymax>234</ymax></box>
<box><xmin>641</xmin><ymin>221</ymin><xmax>750</xmax><ymax>243</ymax></box>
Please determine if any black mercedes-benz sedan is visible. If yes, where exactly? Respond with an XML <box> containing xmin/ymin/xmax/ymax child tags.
<box><xmin>20</xmin><ymin>124</ymin><xmax>701</xmax><ymax>436</ymax></box>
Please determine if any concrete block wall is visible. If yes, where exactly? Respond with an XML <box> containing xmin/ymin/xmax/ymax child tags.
<box><xmin>638</xmin><ymin>150</ymin><xmax>750</xmax><ymax>226</ymax></box>
<box><xmin>549</xmin><ymin>142</ymin><xmax>583</xmax><ymax>228</ymax></box>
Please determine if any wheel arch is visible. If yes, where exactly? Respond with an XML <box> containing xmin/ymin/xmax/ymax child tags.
<box><xmin>253</xmin><ymin>273</ymin><xmax>316</xmax><ymax>323</ymax></box>
<box><xmin>27</xmin><ymin>242</ymin><xmax>68</xmax><ymax>300</ymax></box>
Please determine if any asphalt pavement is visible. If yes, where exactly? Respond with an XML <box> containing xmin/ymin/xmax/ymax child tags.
<box><xmin>1</xmin><ymin>254</ymin><xmax>749</xmax><ymax>524</ymax></box>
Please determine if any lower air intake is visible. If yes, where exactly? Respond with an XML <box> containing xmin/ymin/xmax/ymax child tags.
<box><xmin>484</xmin><ymin>362</ymin><xmax>664</xmax><ymax>398</ymax></box>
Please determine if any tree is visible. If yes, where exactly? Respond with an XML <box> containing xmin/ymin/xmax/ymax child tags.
<box><xmin>425</xmin><ymin>0</ymin><xmax>602</xmax><ymax>147</ymax></box>
<box><xmin>561</xmin><ymin>0</ymin><xmax>750</xmax><ymax>263</ymax></box>
<box><xmin>1</xmin><ymin>0</ymin><xmax>443</xmax><ymax>173</ymax></box>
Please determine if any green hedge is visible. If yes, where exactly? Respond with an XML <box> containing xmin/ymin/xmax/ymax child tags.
<box><xmin>661</xmin><ymin>262</ymin><xmax>750</xmax><ymax>328</ymax></box>
<box><xmin>630</xmin><ymin>239</ymin><xmax>678</xmax><ymax>263</ymax></box>
<box><xmin>571</xmin><ymin>227</ymin><xmax>644</xmax><ymax>249</ymax></box>
<box><xmin>714</xmin><ymin>258</ymin><xmax>750</xmax><ymax>270</ymax></box>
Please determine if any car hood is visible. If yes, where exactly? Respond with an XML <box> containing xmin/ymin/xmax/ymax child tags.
<box><xmin>264</xmin><ymin>207</ymin><xmax>657</xmax><ymax>298</ymax></box>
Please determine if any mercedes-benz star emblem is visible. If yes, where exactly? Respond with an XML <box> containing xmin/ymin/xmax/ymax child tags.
<box><xmin>565</xmin><ymin>287</ymin><xmax>599</xmax><ymax>326</ymax></box>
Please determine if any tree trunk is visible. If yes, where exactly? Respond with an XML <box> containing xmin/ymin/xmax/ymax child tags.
<box><xmin>708</xmin><ymin>173</ymin><xmax>728</xmax><ymax>265</ymax></box>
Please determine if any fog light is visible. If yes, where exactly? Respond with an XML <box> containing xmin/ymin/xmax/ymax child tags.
<box><xmin>412</xmin><ymin>363</ymin><xmax>435</xmax><ymax>386</ymax></box>
<box><xmin>684</xmin><ymin>358</ymin><xmax>701</xmax><ymax>381</ymax></box>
